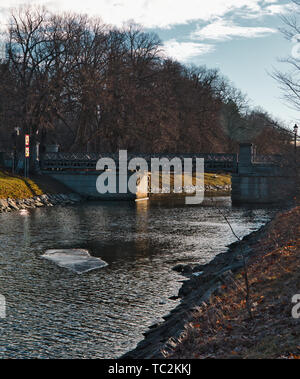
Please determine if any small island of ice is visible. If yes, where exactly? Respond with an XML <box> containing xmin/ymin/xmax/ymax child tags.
<box><xmin>41</xmin><ymin>249</ymin><xmax>108</xmax><ymax>274</ymax></box>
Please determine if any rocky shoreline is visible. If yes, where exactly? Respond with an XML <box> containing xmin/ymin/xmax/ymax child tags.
<box><xmin>0</xmin><ymin>193</ymin><xmax>83</xmax><ymax>213</ymax></box>
<box><xmin>204</xmin><ymin>184</ymin><xmax>231</xmax><ymax>193</ymax></box>
<box><xmin>121</xmin><ymin>208</ymin><xmax>286</xmax><ymax>359</ymax></box>
<box><xmin>0</xmin><ymin>184</ymin><xmax>230</xmax><ymax>213</ymax></box>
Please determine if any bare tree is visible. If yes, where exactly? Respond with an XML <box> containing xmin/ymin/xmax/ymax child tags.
<box><xmin>272</xmin><ymin>0</ymin><xmax>300</xmax><ymax>110</ymax></box>
<box><xmin>0</xmin><ymin>4</ymin><xmax>292</xmax><ymax>158</ymax></box>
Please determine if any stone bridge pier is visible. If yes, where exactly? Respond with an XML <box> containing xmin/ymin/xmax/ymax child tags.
<box><xmin>232</xmin><ymin>143</ymin><xmax>296</xmax><ymax>204</ymax></box>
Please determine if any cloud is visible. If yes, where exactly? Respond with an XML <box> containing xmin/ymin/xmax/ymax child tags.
<box><xmin>0</xmin><ymin>0</ymin><xmax>292</xmax><ymax>29</ymax></box>
<box><xmin>163</xmin><ymin>39</ymin><xmax>215</xmax><ymax>61</ymax></box>
<box><xmin>192</xmin><ymin>19</ymin><xmax>277</xmax><ymax>41</ymax></box>
<box><xmin>265</xmin><ymin>3</ymin><xmax>292</xmax><ymax>15</ymax></box>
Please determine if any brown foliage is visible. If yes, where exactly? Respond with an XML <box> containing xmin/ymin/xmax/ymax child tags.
<box><xmin>0</xmin><ymin>5</ymin><xmax>293</xmax><ymax>154</ymax></box>
<box><xmin>169</xmin><ymin>207</ymin><xmax>300</xmax><ymax>359</ymax></box>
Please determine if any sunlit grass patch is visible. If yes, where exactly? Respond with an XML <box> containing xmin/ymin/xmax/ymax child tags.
<box><xmin>0</xmin><ymin>170</ymin><xmax>44</xmax><ymax>199</ymax></box>
<box><xmin>150</xmin><ymin>172</ymin><xmax>231</xmax><ymax>194</ymax></box>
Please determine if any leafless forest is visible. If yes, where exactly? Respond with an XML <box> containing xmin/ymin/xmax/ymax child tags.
<box><xmin>0</xmin><ymin>6</ymin><xmax>293</xmax><ymax>154</ymax></box>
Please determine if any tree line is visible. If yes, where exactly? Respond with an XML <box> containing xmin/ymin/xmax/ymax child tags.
<box><xmin>0</xmin><ymin>6</ymin><xmax>294</xmax><ymax>155</ymax></box>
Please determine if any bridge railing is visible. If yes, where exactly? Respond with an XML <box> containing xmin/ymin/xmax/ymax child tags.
<box><xmin>40</xmin><ymin>152</ymin><xmax>238</xmax><ymax>173</ymax></box>
<box><xmin>254</xmin><ymin>154</ymin><xmax>282</xmax><ymax>164</ymax></box>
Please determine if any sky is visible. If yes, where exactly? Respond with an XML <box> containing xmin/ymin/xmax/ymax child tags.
<box><xmin>0</xmin><ymin>0</ymin><xmax>299</xmax><ymax>129</ymax></box>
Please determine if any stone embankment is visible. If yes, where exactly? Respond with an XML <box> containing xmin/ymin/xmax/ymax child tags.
<box><xmin>0</xmin><ymin>193</ymin><xmax>83</xmax><ymax>213</ymax></box>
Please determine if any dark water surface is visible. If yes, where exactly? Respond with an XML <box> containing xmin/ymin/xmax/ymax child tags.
<box><xmin>0</xmin><ymin>196</ymin><xmax>280</xmax><ymax>358</ymax></box>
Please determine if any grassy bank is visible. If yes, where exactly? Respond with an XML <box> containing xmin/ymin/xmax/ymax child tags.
<box><xmin>150</xmin><ymin>172</ymin><xmax>231</xmax><ymax>197</ymax></box>
<box><xmin>0</xmin><ymin>170</ymin><xmax>71</xmax><ymax>199</ymax></box>
<box><xmin>0</xmin><ymin>170</ymin><xmax>231</xmax><ymax>200</ymax></box>
<box><xmin>0</xmin><ymin>170</ymin><xmax>44</xmax><ymax>199</ymax></box>
<box><xmin>169</xmin><ymin>206</ymin><xmax>300</xmax><ymax>359</ymax></box>
<box><xmin>203</xmin><ymin>173</ymin><xmax>231</xmax><ymax>187</ymax></box>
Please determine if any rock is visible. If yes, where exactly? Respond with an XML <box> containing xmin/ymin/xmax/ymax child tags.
<box><xmin>25</xmin><ymin>199</ymin><xmax>35</xmax><ymax>208</ymax></box>
<box><xmin>16</xmin><ymin>201</ymin><xmax>27</xmax><ymax>210</ymax></box>
<box><xmin>183</xmin><ymin>265</ymin><xmax>193</xmax><ymax>274</ymax></box>
<box><xmin>0</xmin><ymin>199</ymin><xmax>9</xmax><ymax>210</ymax></box>
<box><xmin>192</xmin><ymin>264</ymin><xmax>206</xmax><ymax>272</ymax></box>
<box><xmin>34</xmin><ymin>201</ymin><xmax>44</xmax><ymax>207</ymax></box>
<box><xmin>0</xmin><ymin>191</ymin><xmax>84</xmax><ymax>213</ymax></box>
<box><xmin>172</xmin><ymin>264</ymin><xmax>193</xmax><ymax>274</ymax></box>
<box><xmin>7</xmin><ymin>199</ymin><xmax>19</xmax><ymax>210</ymax></box>
<box><xmin>47</xmin><ymin>195</ymin><xmax>58</xmax><ymax>204</ymax></box>
<box><xmin>172</xmin><ymin>264</ymin><xmax>185</xmax><ymax>273</ymax></box>
<box><xmin>38</xmin><ymin>195</ymin><xmax>51</xmax><ymax>205</ymax></box>
<box><xmin>39</xmin><ymin>194</ymin><xmax>49</xmax><ymax>201</ymax></box>
<box><xmin>159</xmin><ymin>298</ymin><xmax>167</xmax><ymax>305</ymax></box>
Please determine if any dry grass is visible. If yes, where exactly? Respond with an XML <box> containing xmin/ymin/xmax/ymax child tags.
<box><xmin>0</xmin><ymin>170</ymin><xmax>71</xmax><ymax>199</ymax></box>
<box><xmin>0</xmin><ymin>170</ymin><xmax>44</xmax><ymax>199</ymax></box>
<box><xmin>150</xmin><ymin>172</ymin><xmax>231</xmax><ymax>195</ymax></box>
<box><xmin>169</xmin><ymin>207</ymin><xmax>300</xmax><ymax>359</ymax></box>
<box><xmin>204</xmin><ymin>173</ymin><xmax>231</xmax><ymax>187</ymax></box>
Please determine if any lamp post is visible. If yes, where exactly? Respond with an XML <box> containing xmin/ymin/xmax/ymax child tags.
<box><xmin>294</xmin><ymin>124</ymin><xmax>298</xmax><ymax>150</ymax></box>
<box><xmin>294</xmin><ymin>124</ymin><xmax>298</xmax><ymax>165</ymax></box>
<box><xmin>12</xmin><ymin>127</ymin><xmax>20</xmax><ymax>174</ymax></box>
<box><xmin>295</xmin><ymin>124</ymin><xmax>300</xmax><ymax>202</ymax></box>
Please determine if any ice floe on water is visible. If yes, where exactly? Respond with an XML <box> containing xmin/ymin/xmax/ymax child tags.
<box><xmin>41</xmin><ymin>249</ymin><xmax>108</xmax><ymax>274</ymax></box>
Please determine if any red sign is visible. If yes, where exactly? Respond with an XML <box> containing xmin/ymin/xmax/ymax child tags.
<box><xmin>25</xmin><ymin>147</ymin><xmax>30</xmax><ymax>158</ymax></box>
<box><xmin>25</xmin><ymin>135</ymin><xmax>30</xmax><ymax>147</ymax></box>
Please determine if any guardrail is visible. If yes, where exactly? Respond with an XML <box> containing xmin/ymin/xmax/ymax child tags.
<box><xmin>40</xmin><ymin>152</ymin><xmax>239</xmax><ymax>173</ymax></box>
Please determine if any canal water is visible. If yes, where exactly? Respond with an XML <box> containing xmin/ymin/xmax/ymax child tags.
<box><xmin>0</xmin><ymin>196</ymin><xmax>280</xmax><ymax>358</ymax></box>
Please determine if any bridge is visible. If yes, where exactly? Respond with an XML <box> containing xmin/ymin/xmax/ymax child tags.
<box><xmin>0</xmin><ymin>145</ymin><xmax>297</xmax><ymax>203</ymax></box>
<box><xmin>37</xmin><ymin>146</ymin><xmax>296</xmax><ymax>203</ymax></box>
<box><xmin>36</xmin><ymin>152</ymin><xmax>238</xmax><ymax>200</ymax></box>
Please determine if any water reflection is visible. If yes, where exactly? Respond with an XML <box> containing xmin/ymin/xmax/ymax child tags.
<box><xmin>135</xmin><ymin>201</ymin><xmax>149</xmax><ymax>254</ymax></box>
<box><xmin>0</xmin><ymin>196</ymin><xmax>280</xmax><ymax>358</ymax></box>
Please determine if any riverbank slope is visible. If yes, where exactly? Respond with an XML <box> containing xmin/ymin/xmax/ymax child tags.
<box><xmin>169</xmin><ymin>205</ymin><xmax>300</xmax><ymax>359</ymax></box>
<box><xmin>122</xmin><ymin>203</ymin><xmax>299</xmax><ymax>359</ymax></box>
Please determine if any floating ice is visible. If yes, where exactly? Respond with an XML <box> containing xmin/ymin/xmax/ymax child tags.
<box><xmin>41</xmin><ymin>249</ymin><xmax>108</xmax><ymax>274</ymax></box>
